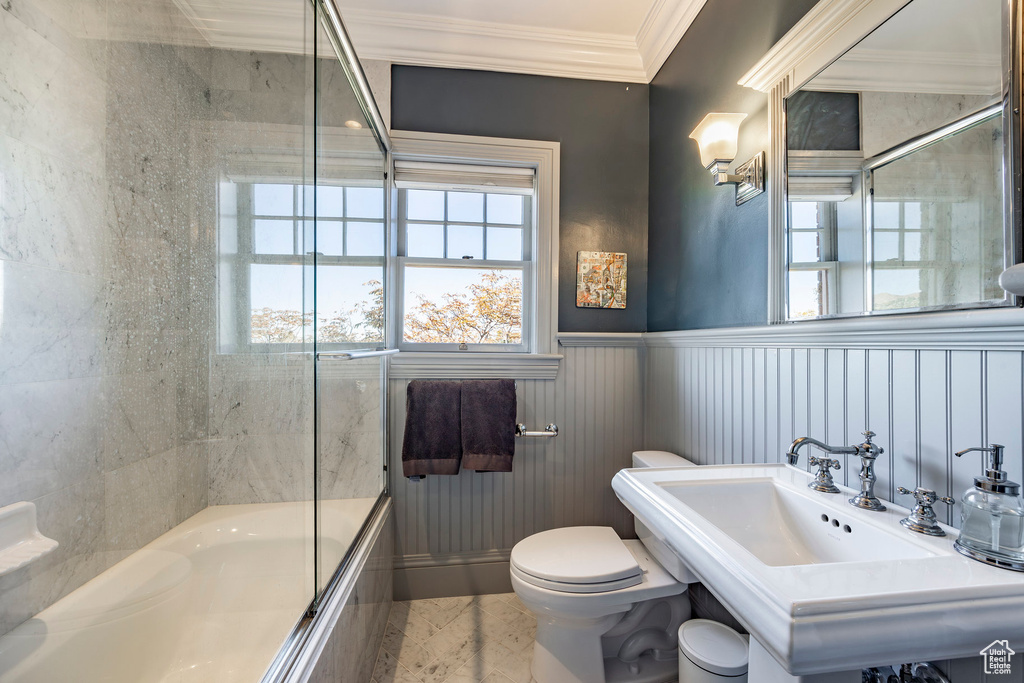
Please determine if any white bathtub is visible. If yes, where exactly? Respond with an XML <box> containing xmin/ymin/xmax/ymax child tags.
<box><xmin>0</xmin><ymin>498</ymin><xmax>376</xmax><ymax>683</ymax></box>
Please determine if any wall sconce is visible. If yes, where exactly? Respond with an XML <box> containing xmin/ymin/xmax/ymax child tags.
<box><xmin>999</xmin><ymin>263</ymin><xmax>1024</xmax><ymax>296</ymax></box>
<box><xmin>688</xmin><ymin>112</ymin><xmax>765</xmax><ymax>206</ymax></box>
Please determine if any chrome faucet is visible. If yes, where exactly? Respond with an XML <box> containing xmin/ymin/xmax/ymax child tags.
<box><xmin>848</xmin><ymin>431</ymin><xmax>886</xmax><ymax>511</ymax></box>
<box><xmin>786</xmin><ymin>437</ymin><xmax>858</xmax><ymax>465</ymax></box>
<box><xmin>786</xmin><ymin>430</ymin><xmax>887</xmax><ymax>510</ymax></box>
<box><xmin>786</xmin><ymin>437</ymin><xmax>856</xmax><ymax>493</ymax></box>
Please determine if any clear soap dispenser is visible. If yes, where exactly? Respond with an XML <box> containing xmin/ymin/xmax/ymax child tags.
<box><xmin>954</xmin><ymin>445</ymin><xmax>1024</xmax><ymax>571</ymax></box>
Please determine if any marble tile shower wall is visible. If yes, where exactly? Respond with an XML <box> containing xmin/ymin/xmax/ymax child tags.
<box><xmin>0</xmin><ymin>0</ymin><xmax>220</xmax><ymax>637</ymax></box>
<box><xmin>0</xmin><ymin>0</ymin><xmax>328</xmax><ymax>638</ymax></box>
<box><xmin>206</xmin><ymin>360</ymin><xmax>383</xmax><ymax>504</ymax></box>
<box><xmin>207</xmin><ymin>355</ymin><xmax>315</xmax><ymax>505</ymax></box>
<box><xmin>204</xmin><ymin>49</ymin><xmax>384</xmax><ymax>506</ymax></box>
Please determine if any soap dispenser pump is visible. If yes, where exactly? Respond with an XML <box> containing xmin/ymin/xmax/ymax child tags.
<box><xmin>953</xmin><ymin>444</ymin><xmax>1024</xmax><ymax>571</ymax></box>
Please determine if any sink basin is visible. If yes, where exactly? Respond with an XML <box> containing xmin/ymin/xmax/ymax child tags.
<box><xmin>663</xmin><ymin>478</ymin><xmax>935</xmax><ymax>567</ymax></box>
<box><xmin>613</xmin><ymin>464</ymin><xmax>1024</xmax><ymax>676</ymax></box>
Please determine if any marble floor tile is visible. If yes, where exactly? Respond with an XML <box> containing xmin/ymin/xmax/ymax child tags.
<box><xmin>477</xmin><ymin>597</ymin><xmax>536</xmax><ymax>636</ymax></box>
<box><xmin>389</xmin><ymin>601</ymin><xmax>440</xmax><ymax>644</ymax></box>
<box><xmin>373</xmin><ymin>593</ymin><xmax>539</xmax><ymax>683</ymax></box>
<box><xmin>481</xmin><ymin>672</ymin><xmax>517</xmax><ymax>683</ymax></box>
<box><xmin>492</xmin><ymin>646</ymin><xmax>534</xmax><ymax>683</ymax></box>
<box><xmin>382</xmin><ymin>621</ymin><xmax>434</xmax><ymax>675</ymax></box>
<box><xmin>444</xmin><ymin>655</ymin><xmax>494</xmax><ymax>683</ymax></box>
<box><xmin>373</xmin><ymin>649</ymin><xmax>421</xmax><ymax>683</ymax></box>
<box><xmin>410</xmin><ymin>595</ymin><xmax>475</xmax><ymax>629</ymax></box>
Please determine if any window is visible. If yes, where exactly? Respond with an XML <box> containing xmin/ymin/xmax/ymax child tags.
<box><xmin>219</xmin><ymin>180</ymin><xmax>385</xmax><ymax>351</ymax></box>
<box><xmin>788</xmin><ymin>201</ymin><xmax>839</xmax><ymax>318</ymax></box>
<box><xmin>870</xmin><ymin>200</ymin><xmax>926</xmax><ymax>311</ymax></box>
<box><xmin>395</xmin><ymin>163</ymin><xmax>535</xmax><ymax>353</ymax></box>
<box><xmin>388</xmin><ymin>132</ymin><xmax>560</xmax><ymax>377</ymax></box>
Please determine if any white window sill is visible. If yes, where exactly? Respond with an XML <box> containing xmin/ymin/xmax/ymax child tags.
<box><xmin>389</xmin><ymin>352</ymin><xmax>562</xmax><ymax>380</ymax></box>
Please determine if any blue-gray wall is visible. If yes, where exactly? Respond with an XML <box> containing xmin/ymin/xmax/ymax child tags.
<box><xmin>391</xmin><ymin>66</ymin><xmax>649</xmax><ymax>333</ymax></box>
<box><xmin>647</xmin><ymin>0</ymin><xmax>819</xmax><ymax>331</ymax></box>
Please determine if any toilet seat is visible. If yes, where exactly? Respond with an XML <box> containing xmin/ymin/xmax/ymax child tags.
<box><xmin>510</xmin><ymin>526</ymin><xmax>644</xmax><ymax>594</ymax></box>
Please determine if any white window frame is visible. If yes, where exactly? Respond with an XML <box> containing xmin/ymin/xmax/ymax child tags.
<box><xmin>396</xmin><ymin>189</ymin><xmax>534</xmax><ymax>354</ymax></box>
<box><xmin>787</xmin><ymin>200</ymin><xmax>840</xmax><ymax>318</ymax></box>
<box><xmin>388</xmin><ymin>131</ymin><xmax>561</xmax><ymax>379</ymax></box>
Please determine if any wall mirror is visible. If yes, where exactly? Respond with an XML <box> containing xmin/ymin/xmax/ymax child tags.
<box><xmin>782</xmin><ymin>0</ymin><xmax>1020</xmax><ymax>320</ymax></box>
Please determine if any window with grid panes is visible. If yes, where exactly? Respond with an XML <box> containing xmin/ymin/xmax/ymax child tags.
<box><xmin>871</xmin><ymin>201</ymin><xmax>925</xmax><ymax>310</ymax></box>
<box><xmin>224</xmin><ymin>181</ymin><xmax>385</xmax><ymax>349</ymax></box>
<box><xmin>788</xmin><ymin>201</ymin><xmax>839</xmax><ymax>319</ymax></box>
<box><xmin>397</xmin><ymin>187</ymin><xmax>533</xmax><ymax>351</ymax></box>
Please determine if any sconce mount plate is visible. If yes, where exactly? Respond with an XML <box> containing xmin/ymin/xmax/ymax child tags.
<box><xmin>735</xmin><ymin>151</ymin><xmax>765</xmax><ymax>206</ymax></box>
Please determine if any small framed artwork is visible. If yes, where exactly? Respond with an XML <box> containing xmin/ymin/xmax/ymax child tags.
<box><xmin>576</xmin><ymin>251</ymin><xmax>627</xmax><ymax>309</ymax></box>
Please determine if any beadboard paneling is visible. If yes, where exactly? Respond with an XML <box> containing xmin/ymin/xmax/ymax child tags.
<box><xmin>388</xmin><ymin>345</ymin><xmax>645</xmax><ymax>564</ymax></box>
<box><xmin>645</xmin><ymin>345</ymin><xmax>1024</xmax><ymax>528</ymax></box>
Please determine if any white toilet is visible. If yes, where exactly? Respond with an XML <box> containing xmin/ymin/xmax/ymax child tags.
<box><xmin>510</xmin><ymin>450</ymin><xmax>700</xmax><ymax>683</ymax></box>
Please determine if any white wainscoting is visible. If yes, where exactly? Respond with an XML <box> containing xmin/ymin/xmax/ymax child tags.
<box><xmin>645</xmin><ymin>342</ymin><xmax>1024</xmax><ymax>528</ymax></box>
<box><xmin>387</xmin><ymin>342</ymin><xmax>645</xmax><ymax>597</ymax></box>
<box><xmin>644</xmin><ymin>321</ymin><xmax>1024</xmax><ymax>683</ymax></box>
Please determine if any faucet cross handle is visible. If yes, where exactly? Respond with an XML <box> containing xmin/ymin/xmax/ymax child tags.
<box><xmin>857</xmin><ymin>430</ymin><xmax>884</xmax><ymax>457</ymax></box>
<box><xmin>808</xmin><ymin>456</ymin><xmax>841</xmax><ymax>494</ymax></box>
<box><xmin>896</xmin><ymin>486</ymin><xmax>954</xmax><ymax>537</ymax></box>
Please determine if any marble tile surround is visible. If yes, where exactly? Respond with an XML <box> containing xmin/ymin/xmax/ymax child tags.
<box><xmin>206</xmin><ymin>359</ymin><xmax>386</xmax><ymax>504</ymax></box>
<box><xmin>860</xmin><ymin>92</ymin><xmax>995</xmax><ymax>159</ymax></box>
<box><xmin>372</xmin><ymin>594</ymin><xmax>538</xmax><ymax>683</ymax></box>
<box><xmin>0</xmin><ymin>0</ymin><xmax>219</xmax><ymax>638</ymax></box>
<box><xmin>309</xmin><ymin>509</ymin><xmax>394</xmax><ymax>683</ymax></box>
<box><xmin>2</xmin><ymin>0</ymin><xmax>390</xmax><ymax>647</ymax></box>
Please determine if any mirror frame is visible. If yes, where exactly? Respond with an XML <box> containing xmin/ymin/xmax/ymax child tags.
<box><xmin>740</xmin><ymin>0</ymin><xmax>1022</xmax><ymax>324</ymax></box>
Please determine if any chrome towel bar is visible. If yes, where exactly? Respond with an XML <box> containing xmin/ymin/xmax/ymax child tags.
<box><xmin>515</xmin><ymin>423</ymin><xmax>558</xmax><ymax>438</ymax></box>
<box><xmin>316</xmin><ymin>348</ymin><xmax>400</xmax><ymax>361</ymax></box>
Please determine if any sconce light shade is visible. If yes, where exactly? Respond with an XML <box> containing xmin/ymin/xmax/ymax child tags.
<box><xmin>689</xmin><ymin>113</ymin><xmax>747</xmax><ymax>170</ymax></box>
<box><xmin>999</xmin><ymin>263</ymin><xmax>1024</xmax><ymax>295</ymax></box>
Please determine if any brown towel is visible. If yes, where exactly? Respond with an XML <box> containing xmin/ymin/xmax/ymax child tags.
<box><xmin>461</xmin><ymin>379</ymin><xmax>517</xmax><ymax>472</ymax></box>
<box><xmin>402</xmin><ymin>380</ymin><xmax>462</xmax><ymax>477</ymax></box>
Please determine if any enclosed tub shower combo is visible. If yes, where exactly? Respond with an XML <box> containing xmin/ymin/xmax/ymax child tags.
<box><xmin>0</xmin><ymin>0</ymin><xmax>396</xmax><ymax>680</ymax></box>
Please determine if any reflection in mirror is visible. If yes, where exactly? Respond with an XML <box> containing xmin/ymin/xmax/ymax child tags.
<box><xmin>784</xmin><ymin>0</ymin><xmax>1015</xmax><ymax>320</ymax></box>
<box><xmin>868</xmin><ymin>108</ymin><xmax>1005</xmax><ymax>311</ymax></box>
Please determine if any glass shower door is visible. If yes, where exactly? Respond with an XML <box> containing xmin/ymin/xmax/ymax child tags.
<box><xmin>311</xmin><ymin>3</ymin><xmax>391</xmax><ymax>596</ymax></box>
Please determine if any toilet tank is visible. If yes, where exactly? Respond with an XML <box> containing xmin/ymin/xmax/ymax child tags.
<box><xmin>632</xmin><ymin>450</ymin><xmax>697</xmax><ymax>469</ymax></box>
<box><xmin>630</xmin><ymin>450</ymin><xmax>699</xmax><ymax>583</ymax></box>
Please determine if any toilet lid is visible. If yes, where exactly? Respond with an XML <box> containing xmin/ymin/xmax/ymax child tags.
<box><xmin>510</xmin><ymin>527</ymin><xmax>642</xmax><ymax>591</ymax></box>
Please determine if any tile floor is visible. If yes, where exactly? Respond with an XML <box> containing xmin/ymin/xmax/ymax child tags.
<box><xmin>372</xmin><ymin>593</ymin><xmax>538</xmax><ymax>683</ymax></box>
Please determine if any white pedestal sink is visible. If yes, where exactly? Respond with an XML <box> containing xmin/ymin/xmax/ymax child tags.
<box><xmin>612</xmin><ymin>464</ymin><xmax>1024</xmax><ymax>681</ymax></box>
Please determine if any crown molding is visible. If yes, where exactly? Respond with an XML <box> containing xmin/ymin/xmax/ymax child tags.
<box><xmin>172</xmin><ymin>0</ymin><xmax>337</xmax><ymax>57</ymax></box>
<box><xmin>175</xmin><ymin>0</ymin><xmax>712</xmax><ymax>84</ymax></box>
<box><xmin>808</xmin><ymin>48</ymin><xmax>1001</xmax><ymax>95</ymax></box>
<box><xmin>636</xmin><ymin>0</ymin><xmax>709</xmax><ymax>82</ymax></box>
<box><xmin>738</xmin><ymin>0</ymin><xmax>908</xmax><ymax>94</ymax></box>
<box><xmin>341</xmin><ymin>8</ymin><xmax>648</xmax><ymax>83</ymax></box>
